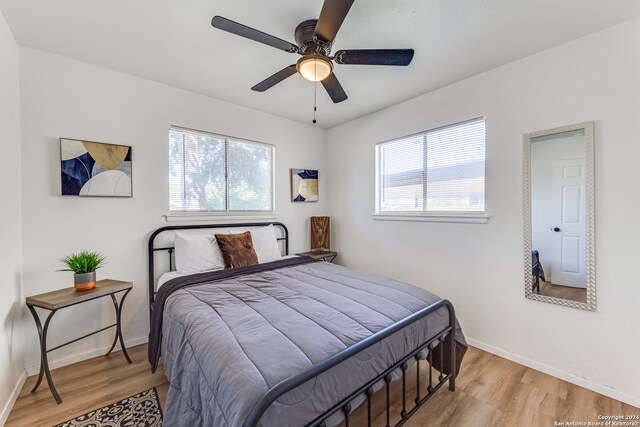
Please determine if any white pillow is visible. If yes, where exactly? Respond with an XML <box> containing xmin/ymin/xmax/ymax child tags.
<box><xmin>250</xmin><ymin>225</ymin><xmax>282</xmax><ymax>263</ymax></box>
<box><xmin>174</xmin><ymin>231</ymin><xmax>225</xmax><ymax>273</ymax></box>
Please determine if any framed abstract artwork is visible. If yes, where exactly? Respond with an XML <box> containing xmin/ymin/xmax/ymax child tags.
<box><xmin>291</xmin><ymin>169</ymin><xmax>318</xmax><ymax>202</ymax></box>
<box><xmin>60</xmin><ymin>138</ymin><xmax>132</xmax><ymax>197</ymax></box>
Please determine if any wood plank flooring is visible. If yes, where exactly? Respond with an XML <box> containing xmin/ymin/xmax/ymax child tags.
<box><xmin>6</xmin><ymin>344</ymin><xmax>638</xmax><ymax>426</ymax></box>
<box><xmin>538</xmin><ymin>280</ymin><xmax>587</xmax><ymax>303</ymax></box>
<box><xmin>6</xmin><ymin>345</ymin><xmax>168</xmax><ymax>427</ymax></box>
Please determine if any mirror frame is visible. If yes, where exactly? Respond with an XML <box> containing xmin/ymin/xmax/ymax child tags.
<box><xmin>523</xmin><ymin>121</ymin><xmax>596</xmax><ymax>311</ymax></box>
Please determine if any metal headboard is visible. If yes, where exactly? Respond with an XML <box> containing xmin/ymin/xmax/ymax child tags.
<box><xmin>147</xmin><ymin>222</ymin><xmax>289</xmax><ymax>320</ymax></box>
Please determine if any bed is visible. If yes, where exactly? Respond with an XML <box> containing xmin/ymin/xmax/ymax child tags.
<box><xmin>148</xmin><ymin>222</ymin><xmax>467</xmax><ymax>427</ymax></box>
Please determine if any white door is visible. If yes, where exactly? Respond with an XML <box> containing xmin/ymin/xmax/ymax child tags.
<box><xmin>550</xmin><ymin>159</ymin><xmax>586</xmax><ymax>288</ymax></box>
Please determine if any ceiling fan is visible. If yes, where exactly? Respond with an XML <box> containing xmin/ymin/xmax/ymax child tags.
<box><xmin>211</xmin><ymin>0</ymin><xmax>414</xmax><ymax>104</ymax></box>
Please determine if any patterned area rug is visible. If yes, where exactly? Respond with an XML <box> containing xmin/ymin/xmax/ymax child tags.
<box><xmin>54</xmin><ymin>388</ymin><xmax>163</xmax><ymax>427</ymax></box>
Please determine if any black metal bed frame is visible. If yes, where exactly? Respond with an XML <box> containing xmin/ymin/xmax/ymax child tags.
<box><xmin>148</xmin><ymin>222</ymin><xmax>456</xmax><ymax>427</ymax></box>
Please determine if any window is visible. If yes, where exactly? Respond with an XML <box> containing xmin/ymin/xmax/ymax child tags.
<box><xmin>375</xmin><ymin>118</ymin><xmax>485</xmax><ymax>215</ymax></box>
<box><xmin>169</xmin><ymin>127</ymin><xmax>274</xmax><ymax>213</ymax></box>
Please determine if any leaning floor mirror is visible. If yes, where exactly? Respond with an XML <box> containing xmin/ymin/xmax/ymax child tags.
<box><xmin>523</xmin><ymin>122</ymin><xmax>595</xmax><ymax>310</ymax></box>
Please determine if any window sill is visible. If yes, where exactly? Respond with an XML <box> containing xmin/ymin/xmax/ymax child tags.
<box><xmin>165</xmin><ymin>212</ymin><xmax>278</xmax><ymax>223</ymax></box>
<box><xmin>372</xmin><ymin>212</ymin><xmax>490</xmax><ymax>224</ymax></box>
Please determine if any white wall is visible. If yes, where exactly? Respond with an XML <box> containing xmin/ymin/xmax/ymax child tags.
<box><xmin>326</xmin><ymin>17</ymin><xmax>640</xmax><ymax>405</ymax></box>
<box><xmin>19</xmin><ymin>47</ymin><xmax>328</xmax><ymax>371</ymax></box>
<box><xmin>0</xmin><ymin>9</ymin><xmax>25</xmax><ymax>425</ymax></box>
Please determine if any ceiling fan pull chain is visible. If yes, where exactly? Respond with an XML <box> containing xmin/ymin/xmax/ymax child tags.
<box><xmin>313</xmin><ymin>61</ymin><xmax>318</xmax><ymax>124</ymax></box>
<box><xmin>313</xmin><ymin>84</ymin><xmax>317</xmax><ymax>124</ymax></box>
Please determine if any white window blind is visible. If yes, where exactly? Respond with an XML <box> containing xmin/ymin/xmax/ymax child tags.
<box><xmin>376</xmin><ymin>118</ymin><xmax>485</xmax><ymax>214</ymax></box>
<box><xmin>169</xmin><ymin>127</ymin><xmax>273</xmax><ymax>213</ymax></box>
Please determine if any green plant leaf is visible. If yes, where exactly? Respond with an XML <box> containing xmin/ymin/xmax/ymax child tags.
<box><xmin>58</xmin><ymin>250</ymin><xmax>106</xmax><ymax>274</ymax></box>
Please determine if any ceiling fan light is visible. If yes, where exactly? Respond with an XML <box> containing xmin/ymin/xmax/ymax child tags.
<box><xmin>297</xmin><ymin>57</ymin><xmax>332</xmax><ymax>82</ymax></box>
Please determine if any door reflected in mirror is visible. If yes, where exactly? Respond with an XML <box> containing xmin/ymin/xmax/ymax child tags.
<box><xmin>524</xmin><ymin>122</ymin><xmax>595</xmax><ymax>310</ymax></box>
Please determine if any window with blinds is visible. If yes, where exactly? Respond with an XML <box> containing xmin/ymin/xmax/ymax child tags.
<box><xmin>169</xmin><ymin>127</ymin><xmax>274</xmax><ymax>213</ymax></box>
<box><xmin>376</xmin><ymin>118</ymin><xmax>485</xmax><ymax>214</ymax></box>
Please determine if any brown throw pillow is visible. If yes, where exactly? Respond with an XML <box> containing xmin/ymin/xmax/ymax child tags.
<box><xmin>215</xmin><ymin>231</ymin><xmax>259</xmax><ymax>269</ymax></box>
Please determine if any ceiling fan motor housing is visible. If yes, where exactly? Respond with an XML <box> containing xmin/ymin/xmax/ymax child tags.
<box><xmin>295</xmin><ymin>19</ymin><xmax>331</xmax><ymax>56</ymax></box>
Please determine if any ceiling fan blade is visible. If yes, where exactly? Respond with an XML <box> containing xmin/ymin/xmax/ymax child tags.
<box><xmin>314</xmin><ymin>0</ymin><xmax>355</xmax><ymax>43</ymax></box>
<box><xmin>321</xmin><ymin>72</ymin><xmax>348</xmax><ymax>103</ymax></box>
<box><xmin>334</xmin><ymin>49</ymin><xmax>414</xmax><ymax>66</ymax></box>
<box><xmin>211</xmin><ymin>16</ymin><xmax>298</xmax><ymax>53</ymax></box>
<box><xmin>251</xmin><ymin>65</ymin><xmax>298</xmax><ymax>92</ymax></box>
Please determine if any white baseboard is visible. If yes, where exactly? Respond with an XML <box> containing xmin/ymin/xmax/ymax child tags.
<box><xmin>25</xmin><ymin>336</ymin><xmax>148</xmax><ymax>376</ymax></box>
<box><xmin>0</xmin><ymin>370</ymin><xmax>27</xmax><ymax>427</ymax></box>
<box><xmin>466</xmin><ymin>337</ymin><xmax>640</xmax><ymax>409</ymax></box>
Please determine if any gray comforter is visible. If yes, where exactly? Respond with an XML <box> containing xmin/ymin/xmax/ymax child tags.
<box><xmin>154</xmin><ymin>257</ymin><xmax>466</xmax><ymax>426</ymax></box>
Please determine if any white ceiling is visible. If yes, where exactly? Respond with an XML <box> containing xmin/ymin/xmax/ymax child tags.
<box><xmin>1</xmin><ymin>0</ymin><xmax>639</xmax><ymax>128</ymax></box>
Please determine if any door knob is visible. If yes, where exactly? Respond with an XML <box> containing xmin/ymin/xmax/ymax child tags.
<box><xmin>552</xmin><ymin>227</ymin><xmax>561</xmax><ymax>232</ymax></box>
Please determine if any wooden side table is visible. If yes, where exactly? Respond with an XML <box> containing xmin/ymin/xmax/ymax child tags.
<box><xmin>25</xmin><ymin>279</ymin><xmax>133</xmax><ymax>404</ymax></box>
<box><xmin>296</xmin><ymin>250</ymin><xmax>338</xmax><ymax>263</ymax></box>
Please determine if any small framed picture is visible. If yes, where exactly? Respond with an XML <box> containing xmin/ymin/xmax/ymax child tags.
<box><xmin>60</xmin><ymin>138</ymin><xmax>132</xmax><ymax>197</ymax></box>
<box><xmin>291</xmin><ymin>169</ymin><xmax>318</xmax><ymax>202</ymax></box>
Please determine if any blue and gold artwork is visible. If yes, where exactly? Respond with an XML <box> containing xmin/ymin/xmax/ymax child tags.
<box><xmin>61</xmin><ymin>138</ymin><xmax>132</xmax><ymax>197</ymax></box>
<box><xmin>291</xmin><ymin>169</ymin><xmax>319</xmax><ymax>202</ymax></box>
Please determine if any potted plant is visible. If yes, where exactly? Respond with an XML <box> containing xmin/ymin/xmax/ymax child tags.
<box><xmin>59</xmin><ymin>250</ymin><xmax>106</xmax><ymax>291</ymax></box>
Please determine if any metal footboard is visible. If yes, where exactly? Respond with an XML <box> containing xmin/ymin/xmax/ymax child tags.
<box><xmin>244</xmin><ymin>299</ymin><xmax>457</xmax><ymax>427</ymax></box>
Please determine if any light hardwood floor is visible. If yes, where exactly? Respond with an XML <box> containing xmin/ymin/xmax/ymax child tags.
<box><xmin>6</xmin><ymin>345</ymin><xmax>638</xmax><ymax>426</ymax></box>
<box><xmin>538</xmin><ymin>280</ymin><xmax>587</xmax><ymax>303</ymax></box>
